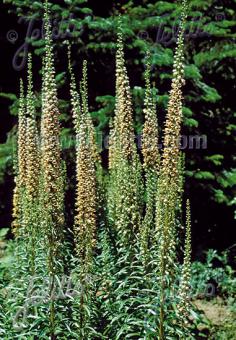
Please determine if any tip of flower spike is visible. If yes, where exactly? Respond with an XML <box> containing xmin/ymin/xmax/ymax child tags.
<box><xmin>186</xmin><ymin>199</ymin><xmax>191</xmax><ymax>226</ymax></box>
<box><xmin>44</xmin><ymin>0</ymin><xmax>49</xmax><ymax>11</ymax></box>
<box><xmin>117</xmin><ymin>15</ymin><xmax>123</xmax><ymax>41</ymax></box>
<box><xmin>20</xmin><ymin>78</ymin><xmax>24</xmax><ymax>93</ymax></box>
<box><xmin>28</xmin><ymin>52</ymin><xmax>32</xmax><ymax>63</ymax></box>
<box><xmin>179</xmin><ymin>0</ymin><xmax>188</xmax><ymax>30</ymax></box>
<box><xmin>79</xmin><ymin>60</ymin><xmax>89</xmax><ymax>117</ymax></box>
<box><xmin>118</xmin><ymin>13</ymin><xmax>122</xmax><ymax>22</ymax></box>
<box><xmin>43</xmin><ymin>0</ymin><xmax>52</xmax><ymax>41</ymax></box>
<box><xmin>43</xmin><ymin>0</ymin><xmax>49</xmax><ymax>18</ymax></box>
<box><xmin>144</xmin><ymin>50</ymin><xmax>151</xmax><ymax>79</ymax></box>
<box><xmin>19</xmin><ymin>79</ymin><xmax>25</xmax><ymax>112</ymax></box>
<box><xmin>82</xmin><ymin>60</ymin><xmax>88</xmax><ymax>83</ymax></box>
<box><xmin>27</xmin><ymin>53</ymin><xmax>32</xmax><ymax>77</ymax></box>
<box><xmin>145</xmin><ymin>49</ymin><xmax>151</xmax><ymax>59</ymax></box>
<box><xmin>67</xmin><ymin>43</ymin><xmax>73</xmax><ymax>75</ymax></box>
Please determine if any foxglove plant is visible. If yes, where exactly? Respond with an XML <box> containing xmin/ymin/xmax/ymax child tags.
<box><xmin>157</xmin><ymin>0</ymin><xmax>188</xmax><ymax>338</ymax></box>
<box><xmin>40</xmin><ymin>0</ymin><xmax>66</xmax><ymax>335</ymax></box>
<box><xmin>69</xmin><ymin>57</ymin><xmax>99</xmax><ymax>338</ymax></box>
<box><xmin>141</xmin><ymin>51</ymin><xmax>160</xmax><ymax>264</ymax></box>
<box><xmin>2</xmin><ymin>81</ymin><xmax>29</xmax><ymax>337</ymax></box>
<box><xmin>12</xmin><ymin>80</ymin><xmax>27</xmax><ymax>236</ymax></box>
<box><xmin>108</xmin><ymin>19</ymin><xmax>143</xmax><ymax>251</ymax></box>
<box><xmin>73</xmin><ymin>63</ymin><xmax>97</xmax><ymax>272</ymax></box>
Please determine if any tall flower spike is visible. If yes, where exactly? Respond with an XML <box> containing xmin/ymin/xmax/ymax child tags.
<box><xmin>161</xmin><ymin>0</ymin><xmax>188</xmax><ymax>185</ymax></box>
<box><xmin>69</xmin><ymin>56</ymin><xmax>97</xmax><ymax>268</ymax></box>
<box><xmin>17</xmin><ymin>80</ymin><xmax>27</xmax><ymax>189</ymax></box>
<box><xmin>74</xmin><ymin>115</ymin><xmax>97</xmax><ymax>270</ymax></box>
<box><xmin>70</xmin><ymin>59</ymin><xmax>99</xmax><ymax>336</ymax></box>
<box><xmin>157</xmin><ymin>1</ymin><xmax>188</xmax><ymax>338</ymax></box>
<box><xmin>110</xmin><ymin>16</ymin><xmax>137</xmax><ymax>161</ymax></box>
<box><xmin>73</xmin><ymin>115</ymin><xmax>97</xmax><ymax>337</ymax></box>
<box><xmin>177</xmin><ymin>199</ymin><xmax>192</xmax><ymax>324</ymax></box>
<box><xmin>108</xmin><ymin>17</ymin><xmax>143</xmax><ymax>249</ymax></box>
<box><xmin>24</xmin><ymin>53</ymin><xmax>41</xmax><ymax>274</ymax></box>
<box><xmin>25</xmin><ymin>53</ymin><xmax>40</xmax><ymax>200</ymax></box>
<box><xmin>41</xmin><ymin>0</ymin><xmax>65</xmax><ymax>245</ymax></box>
<box><xmin>142</xmin><ymin>50</ymin><xmax>159</xmax><ymax>172</ymax></box>
<box><xmin>80</xmin><ymin>60</ymin><xmax>101</xmax><ymax>164</ymax></box>
<box><xmin>12</xmin><ymin>79</ymin><xmax>27</xmax><ymax>235</ymax></box>
<box><xmin>68</xmin><ymin>44</ymin><xmax>81</xmax><ymax>133</ymax></box>
<box><xmin>157</xmin><ymin>0</ymin><xmax>188</xmax><ymax>270</ymax></box>
<box><xmin>80</xmin><ymin>60</ymin><xmax>106</xmax><ymax>214</ymax></box>
<box><xmin>141</xmin><ymin>50</ymin><xmax>160</xmax><ymax>262</ymax></box>
<box><xmin>40</xmin><ymin>2</ymin><xmax>66</xmax><ymax>335</ymax></box>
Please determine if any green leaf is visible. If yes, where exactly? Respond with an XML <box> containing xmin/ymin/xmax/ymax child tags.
<box><xmin>205</xmin><ymin>154</ymin><xmax>224</xmax><ymax>166</ymax></box>
<box><xmin>194</xmin><ymin>171</ymin><xmax>215</xmax><ymax>180</ymax></box>
<box><xmin>0</xmin><ymin>228</ymin><xmax>9</xmax><ymax>238</ymax></box>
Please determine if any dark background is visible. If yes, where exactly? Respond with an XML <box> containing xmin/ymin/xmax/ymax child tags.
<box><xmin>0</xmin><ymin>0</ymin><xmax>235</xmax><ymax>261</ymax></box>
